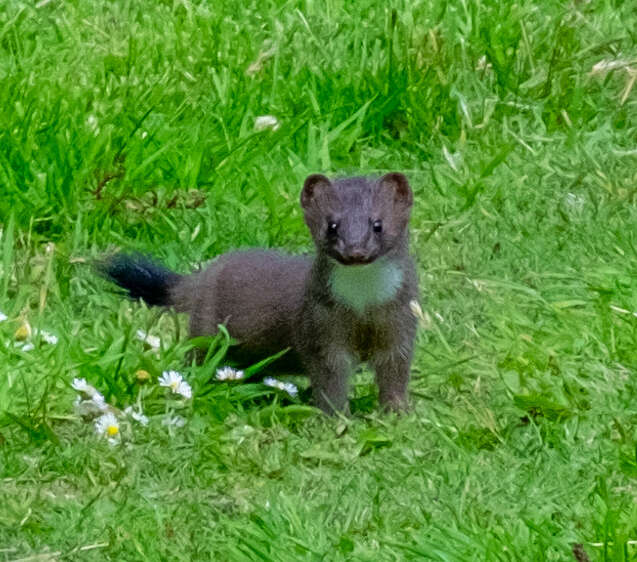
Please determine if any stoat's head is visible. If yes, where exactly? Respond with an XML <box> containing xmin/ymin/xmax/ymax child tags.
<box><xmin>300</xmin><ymin>173</ymin><xmax>413</xmax><ymax>265</ymax></box>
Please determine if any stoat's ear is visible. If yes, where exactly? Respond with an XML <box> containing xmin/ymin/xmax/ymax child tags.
<box><xmin>379</xmin><ymin>172</ymin><xmax>413</xmax><ymax>209</ymax></box>
<box><xmin>300</xmin><ymin>174</ymin><xmax>331</xmax><ymax>209</ymax></box>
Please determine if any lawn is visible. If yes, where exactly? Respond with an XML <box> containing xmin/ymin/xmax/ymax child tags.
<box><xmin>1</xmin><ymin>0</ymin><xmax>637</xmax><ymax>560</ymax></box>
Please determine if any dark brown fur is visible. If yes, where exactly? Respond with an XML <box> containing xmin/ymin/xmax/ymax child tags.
<box><xmin>105</xmin><ymin>173</ymin><xmax>419</xmax><ymax>414</ymax></box>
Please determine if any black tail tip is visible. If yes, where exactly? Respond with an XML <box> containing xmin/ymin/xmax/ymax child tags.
<box><xmin>98</xmin><ymin>253</ymin><xmax>181</xmax><ymax>307</ymax></box>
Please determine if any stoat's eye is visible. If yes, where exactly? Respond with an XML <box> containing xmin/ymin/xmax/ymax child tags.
<box><xmin>372</xmin><ymin>219</ymin><xmax>383</xmax><ymax>233</ymax></box>
<box><xmin>327</xmin><ymin>221</ymin><xmax>338</xmax><ymax>236</ymax></box>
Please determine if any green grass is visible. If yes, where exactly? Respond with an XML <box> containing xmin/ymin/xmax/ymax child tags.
<box><xmin>1</xmin><ymin>0</ymin><xmax>637</xmax><ymax>559</ymax></box>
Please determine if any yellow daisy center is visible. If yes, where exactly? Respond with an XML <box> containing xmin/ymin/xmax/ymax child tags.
<box><xmin>170</xmin><ymin>381</ymin><xmax>179</xmax><ymax>390</ymax></box>
<box><xmin>107</xmin><ymin>425</ymin><xmax>119</xmax><ymax>436</ymax></box>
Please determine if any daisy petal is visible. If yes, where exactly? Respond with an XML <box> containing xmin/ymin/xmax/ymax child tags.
<box><xmin>124</xmin><ymin>406</ymin><xmax>149</xmax><ymax>426</ymax></box>
<box><xmin>159</xmin><ymin>371</ymin><xmax>192</xmax><ymax>399</ymax></box>
<box><xmin>95</xmin><ymin>412</ymin><xmax>120</xmax><ymax>442</ymax></box>
<box><xmin>40</xmin><ymin>331</ymin><xmax>58</xmax><ymax>345</ymax></box>
<box><xmin>254</xmin><ymin>115</ymin><xmax>280</xmax><ymax>131</ymax></box>
<box><xmin>215</xmin><ymin>366</ymin><xmax>245</xmax><ymax>381</ymax></box>
<box><xmin>263</xmin><ymin>377</ymin><xmax>298</xmax><ymax>397</ymax></box>
<box><xmin>136</xmin><ymin>329</ymin><xmax>160</xmax><ymax>350</ymax></box>
<box><xmin>176</xmin><ymin>381</ymin><xmax>192</xmax><ymax>399</ymax></box>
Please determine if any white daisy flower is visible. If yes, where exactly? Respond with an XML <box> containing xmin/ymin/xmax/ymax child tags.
<box><xmin>91</xmin><ymin>393</ymin><xmax>108</xmax><ymax>411</ymax></box>
<box><xmin>136</xmin><ymin>329</ymin><xmax>160</xmax><ymax>350</ymax></box>
<box><xmin>158</xmin><ymin>370</ymin><xmax>192</xmax><ymax>399</ymax></box>
<box><xmin>133</xmin><ymin>411</ymin><xmax>149</xmax><ymax>426</ymax></box>
<box><xmin>39</xmin><ymin>330</ymin><xmax>58</xmax><ymax>345</ymax></box>
<box><xmin>281</xmin><ymin>383</ymin><xmax>299</xmax><ymax>397</ymax></box>
<box><xmin>263</xmin><ymin>377</ymin><xmax>298</xmax><ymax>397</ymax></box>
<box><xmin>215</xmin><ymin>366</ymin><xmax>245</xmax><ymax>381</ymax></box>
<box><xmin>124</xmin><ymin>406</ymin><xmax>149</xmax><ymax>426</ymax></box>
<box><xmin>161</xmin><ymin>414</ymin><xmax>186</xmax><ymax>428</ymax></box>
<box><xmin>74</xmin><ymin>395</ymin><xmax>108</xmax><ymax>417</ymax></box>
<box><xmin>158</xmin><ymin>370</ymin><xmax>182</xmax><ymax>389</ymax></box>
<box><xmin>71</xmin><ymin>377</ymin><xmax>107</xmax><ymax>404</ymax></box>
<box><xmin>14</xmin><ymin>342</ymin><xmax>35</xmax><ymax>352</ymax></box>
<box><xmin>72</xmin><ymin>377</ymin><xmax>95</xmax><ymax>395</ymax></box>
<box><xmin>95</xmin><ymin>412</ymin><xmax>120</xmax><ymax>444</ymax></box>
<box><xmin>0</xmin><ymin>311</ymin><xmax>7</xmax><ymax>322</ymax></box>
<box><xmin>254</xmin><ymin>115</ymin><xmax>280</xmax><ymax>131</ymax></box>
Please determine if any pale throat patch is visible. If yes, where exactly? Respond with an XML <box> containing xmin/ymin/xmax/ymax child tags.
<box><xmin>329</xmin><ymin>258</ymin><xmax>403</xmax><ymax>313</ymax></box>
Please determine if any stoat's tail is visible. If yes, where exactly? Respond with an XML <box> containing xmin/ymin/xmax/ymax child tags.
<box><xmin>99</xmin><ymin>253</ymin><xmax>182</xmax><ymax>307</ymax></box>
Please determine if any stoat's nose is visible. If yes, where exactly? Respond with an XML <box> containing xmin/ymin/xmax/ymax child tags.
<box><xmin>340</xmin><ymin>247</ymin><xmax>373</xmax><ymax>265</ymax></box>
